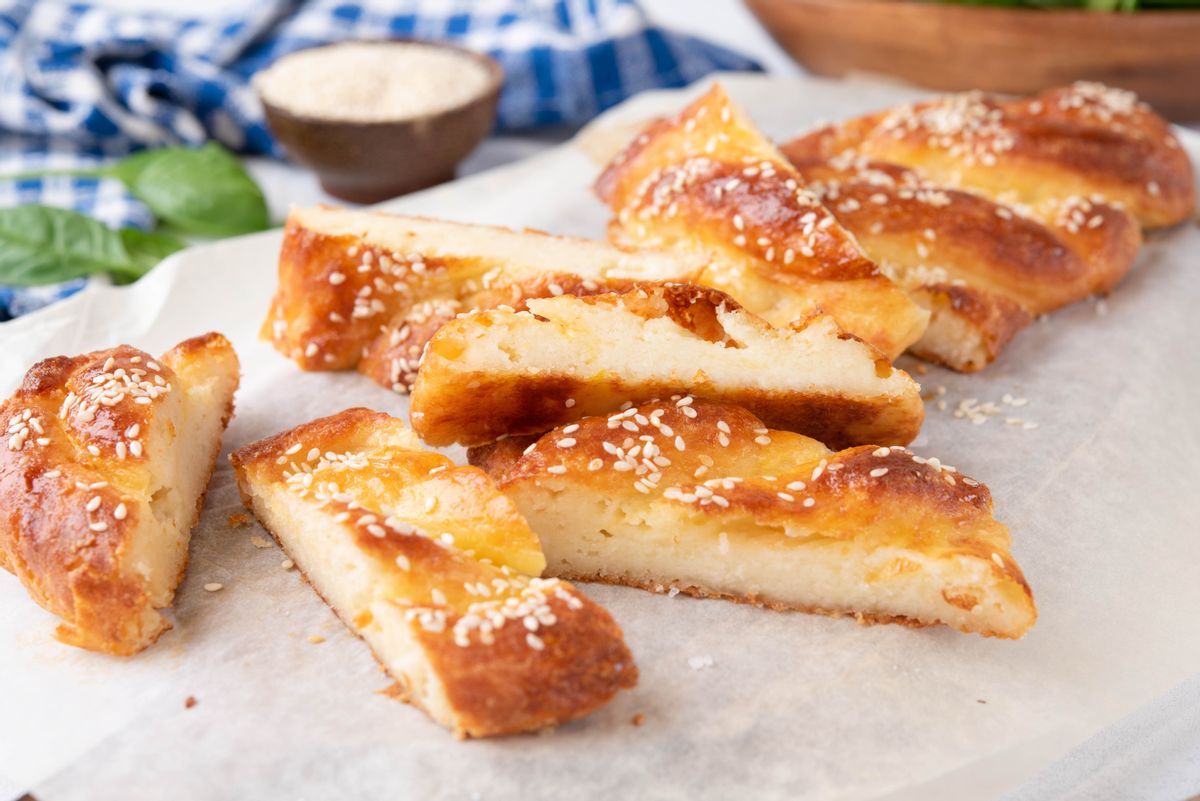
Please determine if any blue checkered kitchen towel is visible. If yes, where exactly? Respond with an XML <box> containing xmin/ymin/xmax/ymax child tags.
<box><xmin>0</xmin><ymin>0</ymin><xmax>760</xmax><ymax>319</ymax></box>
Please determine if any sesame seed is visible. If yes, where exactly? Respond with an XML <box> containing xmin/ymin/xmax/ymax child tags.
<box><xmin>869</xmin><ymin>468</ymin><xmax>889</xmax><ymax>478</ymax></box>
<box><xmin>717</xmin><ymin>433</ymin><xmax>730</xmax><ymax>448</ymax></box>
<box><xmin>395</xmin><ymin>554</ymin><xmax>411</xmax><ymax>571</ymax></box>
<box><xmin>129</xmin><ymin>440</ymin><xmax>143</xmax><ymax>458</ymax></box>
<box><xmin>562</xmin><ymin>424</ymin><xmax>580</xmax><ymax>434</ymax></box>
<box><xmin>526</xmin><ymin>633</ymin><xmax>545</xmax><ymax>651</ymax></box>
<box><xmin>557</xmin><ymin>438</ymin><xmax>577</xmax><ymax>448</ymax></box>
<box><xmin>547</xmin><ymin>465</ymin><xmax>567</xmax><ymax>475</ymax></box>
<box><xmin>803</xmin><ymin>498</ymin><xmax>815</xmax><ymax>508</ymax></box>
<box><xmin>87</xmin><ymin>444</ymin><xmax>100</xmax><ymax>457</ymax></box>
<box><xmin>113</xmin><ymin>503</ymin><xmax>127</xmax><ymax>520</ymax></box>
<box><xmin>88</xmin><ymin>521</ymin><xmax>108</xmax><ymax>532</ymax></box>
<box><xmin>281</xmin><ymin>559</ymin><xmax>295</xmax><ymax>570</ymax></box>
<box><xmin>565</xmin><ymin>398</ymin><xmax>576</xmax><ymax>408</ymax></box>
<box><xmin>754</xmin><ymin>436</ymin><xmax>771</xmax><ymax>446</ymax></box>
<box><xmin>204</xmin><ymin>583</ymin><xmax>223</xmax><ymax>592</ymax></box>
<box><xmin>587</xmin><ymin>458</ymin><xmax>603</xmax><ymax>471</ymax></box>
<box><xmin>777</xmin><ymin>492</ymin><xmax>795</xmax><ymax>502</ymax></box>
<box><xmin>86</xmin><ymin>496</ymin><xmax>102</xmax><ymax>512</ymax></box>
<box><xmin>991</xmin><ymin>553</ymin><xmax>1004</xmax><ymax>567</ymax></box>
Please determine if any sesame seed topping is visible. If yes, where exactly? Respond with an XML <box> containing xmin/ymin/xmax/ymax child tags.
<box><xmin>204</xmin><ymin>583</ymin><xmax>223</xmax><ymax>592</ymax></box>
<box><xmin>869</xmin><ymin>468</ymin><xmax>889</xmax><ymax>478</ymax></box>
<box><xmin>547</xmin><ymin>465</ymin><xmax>567</xmax><ymax>475</ymax></box>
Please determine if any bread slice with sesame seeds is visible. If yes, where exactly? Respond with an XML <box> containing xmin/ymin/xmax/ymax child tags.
<box><xmin>781</xmin><ymin>155</ymin><xmax>1139</xmax><ymax>372</ymax></box>
<box><xmin>409</xmin><ymin>282</ymin><xmax>924</xmax><ymax>450</ymax></box>
<box><xmin>594</xmin><ymin>82</ymin><xmax>929</xmax><ymax>361</ymax></box>
<box><xmin>263</xmin><ymin>206</ymin><xmax>701</xmax><ymax>379</ymax></box>
<box><xmin>470</xmin><ymin>398</ymin><xmax>1036</xmax><ymax>639</ymax></box>
<box><xmin>783</xmin><ymin>83</ymin><xmax>1195</xmax><ymax>231</ymax></box>
<box><xmin>0</xmin><ymin>333</ymin><xmax>240</xmax><ymax>656</ymax></box>
<box><xmin>230</xmin><ymin>408</ymin><xmax>636</xmax><ymax>738</ymax></box>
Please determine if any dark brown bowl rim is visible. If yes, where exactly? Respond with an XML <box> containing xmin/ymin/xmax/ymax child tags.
<box><xmin>254</xmin><ymin>38</ymin><xmax>505</xmax><ymax>130</ymax></box>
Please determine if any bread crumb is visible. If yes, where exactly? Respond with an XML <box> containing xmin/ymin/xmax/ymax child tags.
<box><xmin>631</xmin><ymin>713</ymin><xmax>646</xmax><ymax>726</ymax></box>
<box><xmin>228</xmin><ymin>513</ymin><xmax>252</xmax><ymax>528</ymax></box>
<box><xmin>250</xmin><ymin>535</ymin><xmax>272</xmax><ymax>549</ymax></box>
<box><xmin>914</xmin><ymin>364</ymin><xmax>928</xmax><ymax>375</ymax></box>
<box><xmin>308</xmin><ymin>634</ymin><xmax>326</xmax><ymax>644</ymax></box>
<box><xmin>203</xmin><ymin>582</ymin><xmax>223</xmax><ymax>592</ymax></box>
<box><xmin>281</xmin><ymin>558</ymin><xmax>295</xmax><ymax>570</ymax></box>
<box><xmin>185</xmin><ymin>696</ymin><xmax>197</xmax><ymax>709</ymax></box>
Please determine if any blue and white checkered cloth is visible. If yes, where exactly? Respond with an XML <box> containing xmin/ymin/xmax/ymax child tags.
<box><xmin>0</xmin><ymin>0</ymin><xmax>760</xmax><ymax>319</ymax></box>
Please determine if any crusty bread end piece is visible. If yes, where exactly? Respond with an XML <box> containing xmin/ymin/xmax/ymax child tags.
<box><xmin>230</xmin><ymin>408</ymin><xmax>636</xmax><ymax>737</ymax></box>
<box><xmin>0</xmin><ymin>333</ymin><xmax>240</xmax><ymax>655</ymax></box>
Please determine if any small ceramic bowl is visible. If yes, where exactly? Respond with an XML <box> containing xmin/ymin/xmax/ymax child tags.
<box><xmin>258</xmin><ymin>41</ymin><xmax>504</xmax><ymax>203</ymax></box>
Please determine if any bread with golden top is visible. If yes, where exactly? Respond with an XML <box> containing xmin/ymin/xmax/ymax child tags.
<box><xmin>788</xmin><ymin>155</ymin><xmax>1141</xmax><ymax>371</ymax></box>
<box><xmin>409</xmin><ymin>283</ymin><xmax>924</xmax><ymax>450</ymax></box>
<box><xmin>0</xmin><ymin>333</ymin><xmax>240</xmax><ymax>655</ymax></box>
<box><xmin>230</xmin><ymin>408</ymin><xmax>636</xmax><ymax>738</ymax></box>
<box><xmin>594</xmin><ymin>83</ymin><xmax>929</xmax><ymax>361</ymax></box>
<box><xmin>263</xmin><ymin>206</ymin><xmax>699</xmax><ymax>375</ymax></box>
<box><xmin>783</xmin><ymin>82</ymin><xmax>1195</xmax><ymax>230</ymax></box>
<box><xmin>471</xmin><ymin>398</ymin><xmax>1036</xmax><ymax>639</ymax></box>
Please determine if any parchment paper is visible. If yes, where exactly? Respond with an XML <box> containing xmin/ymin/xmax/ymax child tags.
<box><xmin>1</xmin><ymin>74</ymin><xmax>1197</xmax><ymax>801</ymax></box>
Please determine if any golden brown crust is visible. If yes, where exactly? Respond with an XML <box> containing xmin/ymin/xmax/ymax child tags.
<box><xmin>0</xmin><ymin>334</ymin><xmax>239</xmax><ymax>655</ymax></box>
<box><xmin>790</xmin><ymin>156</ymin><xmax>1141</xmax><ymax>315</ymax></box>
<box><xmin>595</xmin><ymin>83</ymin><xmax>928</xmax><ymax>360</ymax></box>
<box><xmin>263</xmin><ymin>208</ymin><xmax>698</xmax><ymax>379</ymax></box>
<box><xmin>783</xmin><ymin>83</ymin><xmax>1195</xmax><ymax>230</ymax></box>
<box><xmin>410</xmin><ymin>283</ymin><xmax>925</xmax><ymax>450</ymax></box>
<box><xmin>476</xmin><ymin>398</ymin><xmax>1035</xmax><ymax>639</ymax></box>
<box><xmin>230</xmin><ymin>408</ymin><xmax>637</xmax><ymax>737</ymax></box>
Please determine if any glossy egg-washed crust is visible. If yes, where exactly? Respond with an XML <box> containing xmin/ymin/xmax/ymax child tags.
<box><xmin>472</xmin><ymin>398</ymin><xmax>1035</xmax><ymax>639</ymax></box>
<box><xmin>410</xmin><ymin>282</ymin><xmax>924</xmax><ymax>450</ymax></box>
<box><xmin>594</xmin><ymin>83</ymin><xmax>928</xmax><ymax>361</ymax></box>
<box><xmin>230</xmin><ymin>408</ymin><xmax>636</xmax><ymax>737</ymax></box>
<box><xmin>359</xmin><ymin>273</ymin><xmax>645</xmax><ymax>394</ymax></box>
<box><xmin>0</xmin><ymin>333</ymin><xmax>238</xmax><ymax>655</ymax></box>
<box><xmin>782</xmin><ymin>82</ymin><xmax>1195</xmax><ymax>230</ymax></box>
<box><xmin>263</xmin><ymin>210</ymin><xmax>699</xmax><ymax>377</ymax></box>
<box><xmin>789</xmin><ymin>157</ymin><xmax>1141</xmax><ymax>316</ymax></box>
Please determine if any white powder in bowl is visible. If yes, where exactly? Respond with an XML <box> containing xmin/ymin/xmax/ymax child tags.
<box><xmin>255</xmin><ymin>42</ymin><xmax>494</xmax><ymax>123</ymax></box>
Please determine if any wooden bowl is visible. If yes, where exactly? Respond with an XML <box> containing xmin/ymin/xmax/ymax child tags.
<box><xmin>258</xmin><ymin>41</ymin><xmax>504</xmax><ymax>203</ymax></box>
<box><xmin>744</xmin><ymin>0</ymin><xmax>1200</xmax><ymax>121</ymax></box>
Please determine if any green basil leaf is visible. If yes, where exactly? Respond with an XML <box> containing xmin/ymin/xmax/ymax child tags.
<box><xmin>0</xmin><ymin>205</ymin><xmax>140</xmax><ymax>286</ymax></box>
<box><xmin>110</xmin><ymin>143</ymin><xmax>270</xmax><ymax>237</ymax></box>
<box><xmin>118</xmin><ymin>227</ymin><xmax>186</xmax><ymax>283</ymax></box>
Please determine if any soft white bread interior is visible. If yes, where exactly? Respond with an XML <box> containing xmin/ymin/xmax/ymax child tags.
<box><xmin>410</xmin><ymin>282</ymin><xmax>924</xmax><ymax>450</ymax></box>
<box><xmin>0</xmin><ymin>333</ymin><xmax>240</xmax><ymax>655</ymax></box>
<box><xmin>230</xmin><ymin>408</ymin><xmax>636</xmax><ymax>738</ymax></box>
<box><xmin>472</xmin><ymin>398</ymin><xmax>1035</xmax><ymax>639</ymax></box>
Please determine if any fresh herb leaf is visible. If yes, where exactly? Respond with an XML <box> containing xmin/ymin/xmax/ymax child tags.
<box><xmin>1</xmin><ymin>143</ymin><xmax>270</xmax><ymax>239</ymax></box>
<box><xmin>118</xmin><ymin>227</ymin><xmax>185</xmax><ymax>281</ymax></box>
<box><xmin>108</xmin><ymin>143</ymin><xmax>269</xmax><ymax>237</ymax></box>
<box><xmin>0</xmin><ymin>205</ymin><xmax>173</xmax><ymax>287</ymax></box>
